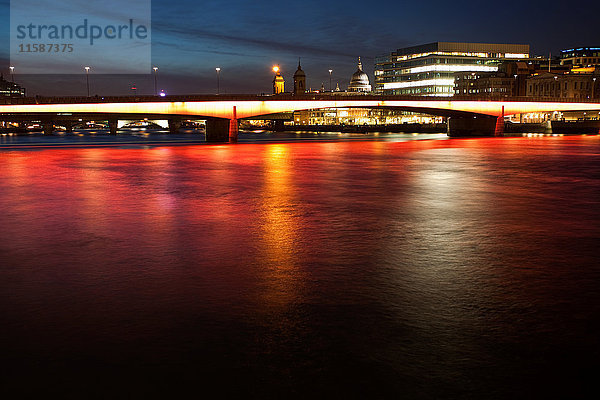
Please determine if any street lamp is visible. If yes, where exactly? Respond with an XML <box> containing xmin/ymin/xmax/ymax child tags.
<box><xmin>215</xmin><ymin>67</ymin><xmax>221</xmax><ymax>95</ymax></box>
<box><xmin>593</xmin><ymin>77</ymin><xmax>597</xmax><ymax>100</ymax></box>
<box><xmin>153</xmin><ymin>67</ymin><xmax>158</xmax><ymax>96</ymax></box>
<box><xmin>84</xmin><ymin>66</ymin><xmax>90</xmax><ymax>97</ymax></box>
<box><xmin>329</xmin><ymin>69</ymin><xmax>333</xmax><ymax>92</ymax></box>
<box><xmin>9</xmin><ymin>66</ymin><xmax>14</xmax><ymax>82</ymax></box>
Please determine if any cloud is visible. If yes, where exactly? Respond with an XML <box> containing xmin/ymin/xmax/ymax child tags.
<box><xmin>152</xmin><ymin>40</ymin><xmax>268</xmax><ymax>58</ymax></box>
<box><xmin>152</xmin><ymin>22</ymin><xmax>360</xmax><ymax>60</ymax></box>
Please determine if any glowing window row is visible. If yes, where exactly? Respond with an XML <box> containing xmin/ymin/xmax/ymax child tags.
<box><xmin>402</xmin><ymin>65</ymin><xmax>498</xmax><ymax>74</ymax></box>
<box><xmin>382</xmin><ymin>79</ymin><xmax>456</xmax><ymax>90</ymax></box>
<box><xmin>395</xmin><ymin>52</ymin><xmax>529</xmax><ymax>61</ymax></box>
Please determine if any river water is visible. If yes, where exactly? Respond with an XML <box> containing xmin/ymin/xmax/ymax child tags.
<box><xmin>1</xmin><ymin>133</ymin><xmax>599</xmax><ymax>399</ymax></box>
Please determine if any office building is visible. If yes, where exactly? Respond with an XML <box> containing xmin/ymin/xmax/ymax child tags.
<box><xmin>454</xmin><ymin>60</ymin><xmax>567</xmax><ymax>98</ymax></box>
<box><xmin>560</xmin><ymin>47</ymin><xmax>600</xmax><ymax>68</ymax></box>
<box><xmin>374</xmin><ymin>42</ymin><xmax>530</xmax><ymax>96</ymax></box>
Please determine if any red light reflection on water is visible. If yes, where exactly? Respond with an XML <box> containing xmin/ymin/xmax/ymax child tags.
<box><xmin>1</xmin><ymin>136</ymin><xmax>600</xmax><ymax>398</ymax></box>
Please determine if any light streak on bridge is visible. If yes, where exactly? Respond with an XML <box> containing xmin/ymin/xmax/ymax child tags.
<box><xmin>1</xmin><ymin>98</ymin><xmax>600</xmax><ymax>119</ymax></box>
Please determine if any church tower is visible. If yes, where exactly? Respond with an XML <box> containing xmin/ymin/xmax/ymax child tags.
<box><xmin>273</xmin><ymin>66</ymin><xmax>285</xmax><ymax>94</ymax></box>
<box><xmin>293</xmin><ymin>59</ymin><xmax>306</xmax><ymax>95</ymax></box>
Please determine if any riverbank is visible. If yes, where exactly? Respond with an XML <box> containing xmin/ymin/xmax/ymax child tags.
<box><xmin>0</xmin><ymin>130</ymin><xmax>450</xmax><ymax>149</ymax></box>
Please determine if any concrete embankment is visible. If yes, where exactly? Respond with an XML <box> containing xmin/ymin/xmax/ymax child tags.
<box><xmin>506</xmin><ymin>121</ymin><xmax>600</xmax><ymax>135</ymax></box>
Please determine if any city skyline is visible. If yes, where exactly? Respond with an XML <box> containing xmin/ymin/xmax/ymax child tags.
<box><xmin>0</xmin><ymin>0</ymin><xmax>598</xmax><ymax>96</ymax></box>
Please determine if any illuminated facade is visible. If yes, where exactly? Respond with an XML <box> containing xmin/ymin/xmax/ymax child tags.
<box><xmin>293</xmin><ymin>108</ymin><xmax>443</xmax><ymax>125</ymax></box>
<box><xmin>273</xmin><ymin>67</ymin><xmax>285</xmax><ymax>94</ymax></box>
<box><xmin>374</xmin><ymin>42</ymin><xmax>530</xmax><ymax>96</ymax></box>
<box><xmin>0</xmin><ymin>74</ymin><xmax>26</xmax><ymax>97</ymax></box>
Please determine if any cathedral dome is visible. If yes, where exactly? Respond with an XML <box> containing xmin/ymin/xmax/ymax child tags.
<box><xmin>348</xmin><ymin>57</ymin><xmax>371</xmax><ymax>92</ymax></box>
<box><xmin>350</xmin><ymin>69</ymin><xmax>368</xmax><ymax>85</ymax></box>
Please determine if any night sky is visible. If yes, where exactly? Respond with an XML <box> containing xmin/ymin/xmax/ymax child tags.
<box><xmin>0</xmin><ymin>0</ymin><xmax>598</xmax><ymax>96</ymax></box>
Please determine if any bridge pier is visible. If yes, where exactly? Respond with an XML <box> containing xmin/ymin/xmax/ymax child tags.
<box><xmin>206</xmin><ymin>118</ymin><xmax>234</xmax><ymax>142</ymax></box>
<box><xmin>229</xmin><ymin>106</ymin><xmax>238</xmax><ymax>143</ymax></box>
<box><xmin>108</xmin><ymin>119</ymin><xmax>118</xmax><ymax>135</ymax></box>
<box><xmin>228</xmin><ymin>119</ymin><xmax>239</xmax><ymax>143</ymax></box>
<box><xmin>494</xmin><ymin>116</ymin><xmax>505</xmax><ymax>136</ymax></box>
<box><xmin>168</xmin><ymin>119</ymin><xmax>181</xmax><ymax>134</ymax></box>
<box><xmin>272</xmin><ymin>120</ymin><xmax>285</xmax><ymax>132</ymax></box>
<box><xmin>42</xmin><ymin>120</ymin><xmax>54</xmax><ymax>135</ymax></box>
<box><xmin>494</xmin><ymin>105</ymin><xmax>505</xmax><ymax>137</ymax></box>
<box><xmin>447</xmin><ymin>116</ymin><xmax>497</xmax><ymax>137</ymax></box>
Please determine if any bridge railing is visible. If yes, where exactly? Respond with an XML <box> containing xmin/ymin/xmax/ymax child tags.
<box><xmin>1</xmin><ymin>93</ymin><xmax>599</xmax><ymax>106</ymax></box>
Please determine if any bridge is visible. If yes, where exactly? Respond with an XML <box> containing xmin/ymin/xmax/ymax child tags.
<box><xmin>1</xmin><ymin>94</ymin><xmax>600</xmax><ymax>141</ymax></box>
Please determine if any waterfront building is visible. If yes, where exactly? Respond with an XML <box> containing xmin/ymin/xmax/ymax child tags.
<box><xmin>348</xmin><ymin>58</ymin><xmax>372</xmax><ymax>92</ymax></box>
<box><xmin>374</xmin><ymin>42</ymin><xmax>530</xmax><ymax>96</ymax></box>
<box><xmin>292</xmin><ymin>108</ymin><xmax>443</xmax><ymax>125</ymax></box>
<box><xmin>454</xmin><ymin>70</ymin><xmax>516</xmax><ymax>97</ymax></box>
<box><xmin>526</xmin><ymin>70</ymin><xmax>599</xmax><ymax>100</ymax></box>
<box><xmin>0</xmin><ymin>74</ymin><xmax>26</xmax><ymax>97</ymax></box>
<box><xmin>273</xmin><ymin>67</ymin><xmax>285</xmax><ymax>94</ymax></box>
<box><xmin>293</xmin><ymin>60</ymin><xmax>306</xmax><ymax>95</ymax></box>
<box><xmin>454</xmin><ymin>61</ymin><xmax>547</xmax><ymax>97</ymax></box>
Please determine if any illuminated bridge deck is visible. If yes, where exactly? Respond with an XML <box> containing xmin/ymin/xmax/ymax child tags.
<box><xmin>1</xmin><ymin>94</ymin><xmax>599</xmax><ymax>140</ymax></box>
<box><xmin>1</xmin><ymin>94</ymin><xmax>600</xmax><ymax>119</ymax></box>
